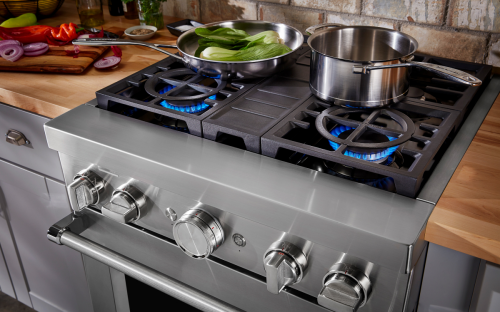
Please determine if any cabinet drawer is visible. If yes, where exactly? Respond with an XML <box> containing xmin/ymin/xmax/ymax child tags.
<box><xmin>0</xmin><ymin>103</ymin><xmax>63</xmax><ymax>180</ymax></box>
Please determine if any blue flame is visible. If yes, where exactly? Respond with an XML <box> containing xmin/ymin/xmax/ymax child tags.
<box><xmin>328</xmin><ymin>125</ymin><xmax>399</xmax><ymax>162</ymax></box>
<box><xmin>158</xmin><ymin>85</ymin><xmax>213</xmax><ymax>114</ymax></box>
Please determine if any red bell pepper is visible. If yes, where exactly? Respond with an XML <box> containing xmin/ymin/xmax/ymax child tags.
<box><xmin>0</xmin><ymin>23</ymin><xmax>80</xmax><ymax>45</ymax></box>
<box><xmin>0</xmin><ymin>25</ymin><xmax>51</xmax><ymax>43</ymax></box>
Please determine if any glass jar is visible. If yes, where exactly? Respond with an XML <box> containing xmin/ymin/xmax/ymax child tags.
<box><xmin>137</xmin><ymin>0</ymin><xmax>165</xmax><ymax>29</ymax></box>
<box><xmin>76</xmin><ymin>0</ymin><xmax>105</xmax><ymax>28</ymax></box>
<box><xmin>123</xmin><ymin>0</ymin><xmax>138</xmax><ymax>19</ymax></box>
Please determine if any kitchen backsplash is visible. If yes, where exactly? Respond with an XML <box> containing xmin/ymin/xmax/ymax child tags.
<box><xmin>163</xmin><ymin>0</ymin><xmax>500</xmax><ymax>70</ymax></box>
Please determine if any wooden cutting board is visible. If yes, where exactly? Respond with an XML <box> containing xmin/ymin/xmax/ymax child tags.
<box><xmin>0</xmin><ymin>27</ymin><xmax>124</xmax><ymax>74</ymax></box>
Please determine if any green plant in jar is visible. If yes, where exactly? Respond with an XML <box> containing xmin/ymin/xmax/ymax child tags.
<box><xmin>123</xmin><ymin>0</ymin><xmax>166</xmax><ymax>29</ymax></box>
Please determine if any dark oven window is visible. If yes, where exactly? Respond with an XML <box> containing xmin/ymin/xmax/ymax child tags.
<box><xmin>126</xmin><ymin>275</ymin><xmax>202</xmax><ymax>311</ymax></box>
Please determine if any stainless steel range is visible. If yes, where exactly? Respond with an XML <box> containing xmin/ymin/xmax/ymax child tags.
<box><xmin>45</xmin><ymin>44</ymin><xmax>493</xmax><ymax>312</ymax></box>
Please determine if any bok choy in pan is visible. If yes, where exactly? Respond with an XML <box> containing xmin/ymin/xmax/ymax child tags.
<box><xmin>194</xmin><ymin>28</ymin><xmax>292</xmax><ymax>61</ymax></box>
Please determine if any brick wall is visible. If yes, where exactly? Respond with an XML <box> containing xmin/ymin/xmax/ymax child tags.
<box><xmin>164</xmin><ymin>0</ymin><xmax>500</xmax><ymax>69</ymax></box>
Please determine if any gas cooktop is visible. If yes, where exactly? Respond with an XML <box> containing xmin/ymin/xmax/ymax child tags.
<box><xmin>94</xmin><ymin>46</ymin><xmax>491</xmax><ymax>198</ymax></box>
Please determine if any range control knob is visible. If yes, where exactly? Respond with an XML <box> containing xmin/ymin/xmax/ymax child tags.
<box><xmin>102</xmin><ymin>183</ymin><xmax>146</xmax><ymax>224</ymax></box>
<box><xmin>173</xmin><ymin>209</ymin><xmax>224</xmax><ymax>259</ymax></box>
<box><xmin>263</xmin><ymin>241</ymin><xmax>308</xmax><ymax>294</ymax></box>
<box><xmin>317</xmin><ymin>263</ymin><xmax>372</xmax><ymax>312</ymax></box>
<box><xmin>67</xmin><ymin>169</ymin><xmax>105</xmax><ymax>213</ymax></box>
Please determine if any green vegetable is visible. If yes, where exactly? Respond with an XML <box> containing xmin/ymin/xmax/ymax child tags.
<box><xmin>195</xmin><ymin>28</ymin><xmax>250</xmax><ymax>44</ymax></box>
<box><xmin>0</xmin><ymin>13</ymin><xmax>37</xmax><ymax>28</ymax></box>
<box><xmin>123</xmin><ymin>0</ymin><xmax>166</xmax><ymax>29</ymax></box>
<box><xmin>194</xmin><ymin>27</ymin><xmax>291</xmax><ymax>60</ymax></box>
<box><xmin>200</xmin><ymin>44</ymin><xmax>292</xmax><ymax>62</ymax></box>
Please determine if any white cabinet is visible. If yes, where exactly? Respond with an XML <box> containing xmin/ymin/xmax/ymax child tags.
<box><xmin>0</xmin><ymin>102</ymin><xmax>93</xmax><ymax>312</ymax></box>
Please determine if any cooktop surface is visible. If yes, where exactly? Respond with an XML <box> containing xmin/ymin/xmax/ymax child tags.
<box><xmin>94</xmin><ymin>46</ymin><xmax>491</xmax><ymax>198</ymax></box>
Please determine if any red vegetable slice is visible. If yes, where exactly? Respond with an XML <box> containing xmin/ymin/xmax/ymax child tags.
<box><xmin>24</xmin><ymin>46</ymin><xmax>49</xmax><ymax>56</ymax></box>
<box><xmin>111</xmin><ymin>46</ymin><xmax>122</xmax><ymax>57</ymax></box>
<box><xmin>23</xmin><ymin>42</ymin><xmax>49</xmax><ymax>52</ymax></box>
<box><xmin>0</xmin><ymin>44</ymin><xmax>24</xmax><ymax>62</ymax></box>
<box><xmin>77</xmin><ymin>34</ymin><xmax>97</xmax><ymax>39</ymax></box>
<box><xmin>65</xmin><ymin>45</ymin><xmax>80</xmax><ymax>58</ymax></box>
<box><xmin>94</xmin><ymin>55</ymin><xmax>121</xmax><ymax>69</ymax></box>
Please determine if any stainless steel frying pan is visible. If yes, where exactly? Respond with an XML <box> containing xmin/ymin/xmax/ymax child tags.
<box><xmin>73</xmin><ymin>20</ymin><xmax>304</xmax><ymax>80</ymax></box>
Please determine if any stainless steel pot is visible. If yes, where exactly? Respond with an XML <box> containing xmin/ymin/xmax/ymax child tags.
<box><xmin>306</xmin><ymin>24</ymin><xmax>482</xmax><ymax>108</ymax></box>
<box><xmin>73</xmin><ymin>20</ymin><xmax>304</xmax><ymax>80</ymax></box>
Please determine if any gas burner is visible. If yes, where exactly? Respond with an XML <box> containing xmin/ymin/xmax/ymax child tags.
<box><xmin>158</xmin><ymin>85</ymin><xmax>213</xmax><ymax>114</ymax></box>
<box><xmin>328</xmin><ymin>125</ymin><xmax>399</xmax><ymax>163</ymax></box>
<box><xmin>145</xmin><ymin>68</ymin><xmax>226</xmax><ymax>113</ymax></box>
<box><xmin>316</xmin><ymin>107</ymin><xmax>414</xmax><ymax>162</ymax></box>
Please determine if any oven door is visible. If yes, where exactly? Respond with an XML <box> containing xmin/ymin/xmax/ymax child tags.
<box><xmin>48</xmin><ymin>210</ymin><xmax>327</xmax><ymax>312</ymax></box>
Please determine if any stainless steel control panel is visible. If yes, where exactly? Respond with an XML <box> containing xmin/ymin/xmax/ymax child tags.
<box><xmin>60</xmin><ymin>153</ymin><xmax>412</xmax><ymax>311</ymax></box>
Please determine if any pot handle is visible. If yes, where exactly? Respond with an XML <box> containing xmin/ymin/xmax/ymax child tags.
<box><xmin>305</xmin><ymin>23</ymin><xmax>344</xmax><ymax>36</ymax></box>
<box><xmin>352</xmin><ymin>61</ymin><xmax>482</xmax><ymax>86</ymax></box>
<box><xmin>72</xmin><ymin>38</ymin><xmax>184</xmax><ymax>62</ymax></box>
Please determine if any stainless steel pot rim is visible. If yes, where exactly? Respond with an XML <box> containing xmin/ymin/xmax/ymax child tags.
<box><xmin>310</xmin><ymin>84</ymin><xmax>409</xmax><ymax>104</ymax></box>
<box><xmin>307</xmin><ymin>25</ymin><xmax>419</xmax><ymax>63</ymax></box>
<box><xmin>176</xmin><ymin>20</ymin><xmax>304</xmax><ymax>64</ymax></box>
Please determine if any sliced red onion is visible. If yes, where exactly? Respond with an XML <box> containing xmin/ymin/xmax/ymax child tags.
<box><xmin>23</xmin><ymin>42</ymin><xmax>48</xmax><ymax>52</ymax></box>
<box><xmin>0</xmin><ymin>44</ymin><xmax>24</xmax><ymax>62</ymax></box>
<box><xmin>77</xmin><ymin>34</ymin><xmax>96</xmax><ymax>39</ymax></box>
<box><xmin>94</xmin><ymin>56</ymin><xmax>121</xmax><ymax>69</ymax></box>
<box><xmin>24</xmin><ymin>46</ymin><xmax>49</xmax><ymax>56</ymax></box>
<box><xmin>0</xmin><ymin>40</ymin><xmax>21</xmax><ymax>48</ymax></box>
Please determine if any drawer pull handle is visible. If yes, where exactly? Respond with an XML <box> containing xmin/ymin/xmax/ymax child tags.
<box><xmin>5</xmin><ymin>129</ymin><xmax>29</xmax><ymax>146</ymax></box>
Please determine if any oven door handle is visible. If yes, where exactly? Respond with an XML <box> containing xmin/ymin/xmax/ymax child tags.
<box><xmin>47</xmin><ymin>214</ymin><xmax>243</xmax><ymax>312</ymax></box>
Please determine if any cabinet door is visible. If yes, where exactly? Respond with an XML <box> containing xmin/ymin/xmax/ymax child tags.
<box><xmin>0</xmin><ymin>177</ymin><xmax>30</xmax><ymax>306</ymax></box>
<box><xmin>470</xmin><ymin>261</ymin><xmax>500</xmax><ymax>312</ymax></box>
<box><xmin>0</xmin><ymin>158</ymin><xmax>93</xmax><ymax>312</ymax></box>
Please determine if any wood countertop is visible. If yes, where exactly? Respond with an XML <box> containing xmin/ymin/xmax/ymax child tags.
<box><xmin>425</xmin><ymin>93</ymin><xmax>500</xmax><ymax>265</ymax></box>
<box><xmin>1</xmin><ymin>1</ymin><xmax>499</xmax><ymax>266</ymax></box>
<box><xmin>0</xmin><ymin>1</ymin><xmax>181</xmax><ymax>118</ymax></box>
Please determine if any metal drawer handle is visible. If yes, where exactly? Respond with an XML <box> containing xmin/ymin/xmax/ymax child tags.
<box><xmin>48</xmin><ymin>214</ymin><xmax>242</xmax><ymax>312</ymax></box>
<box><xmin>5</xmin><ymin>129</ymin><xmax>29</xmax><ymax>146</ymax></box>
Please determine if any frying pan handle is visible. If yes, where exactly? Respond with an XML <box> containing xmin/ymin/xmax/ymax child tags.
<box><xmin>352</xmin><ymin>61</ymin><xmax>482</xmax><ymax>86</ymax></box>
<box><xmin>72</xmin><ymin>38</ymin><xmax>184</xmax><ymax>62</ymax></box>
<box><xmin>305</xmin><ymin>23</ymin><xmax>344</xmax><ymax>36</ymax></box>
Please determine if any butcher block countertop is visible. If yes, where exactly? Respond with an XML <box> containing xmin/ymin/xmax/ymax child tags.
<box><xmin>1</xmin><ymin>1</ymin><xmax>499</xmax><ymax>265</ymax></box>
<box><xmin>0</xmin><ymin>1</ymin><xmax>180</xmax><ymax>118</ymax></box>
<box><xmin>425</xmin><ymin>93</ymin><xmax>500</xmax><ymax>265</ymax></box>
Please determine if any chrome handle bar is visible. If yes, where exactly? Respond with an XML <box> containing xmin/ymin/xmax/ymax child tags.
<box><xmin>47</xmin><ymin>214</ymin><xmax>242</xmax><ymax>312</ymax></box>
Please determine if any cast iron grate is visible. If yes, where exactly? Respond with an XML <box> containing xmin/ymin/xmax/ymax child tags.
<box><xmin>261</xmin><ymin>97</ymin><xmax>461</xmax><ymax>197</ymax></box>
<box><xmin>95</xmin><ymin>57</ymin><xmax>261</xmax><ymax>136</ymax></box>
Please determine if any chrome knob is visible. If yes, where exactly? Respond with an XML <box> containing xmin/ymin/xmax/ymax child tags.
<box><xmin>67</xmin><ymin>169</ymin><xmax>105</xmax><ymax>212</ymax></box>
<box><xmin>263</xmin><ymin>241</ymin><xmax>307</xmax><ymax>294</ymax></box>
<box><xmin>102</xmin><ymin>183</ymin><xmax>146</xmax><ymax>224</ymax></box>
<box><xmin>173</xmin><ymin>209</ymin><xmax>224</xmax><ymax>259</ymax></box>
<box><xmin>317</xmin><ymin>263</ymin><xmax>371</xmax><ymax>312</ymax></box>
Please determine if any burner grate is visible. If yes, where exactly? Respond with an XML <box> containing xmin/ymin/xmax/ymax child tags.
<box><xmin>95</xmin><ymin>57</ymin><xmax>260</xmax><ymax>136</ymax></box>
<box><xmin>261</xmin><ymin>97</ymin><xmax>461</xmax><ymax>197</ymax></box>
